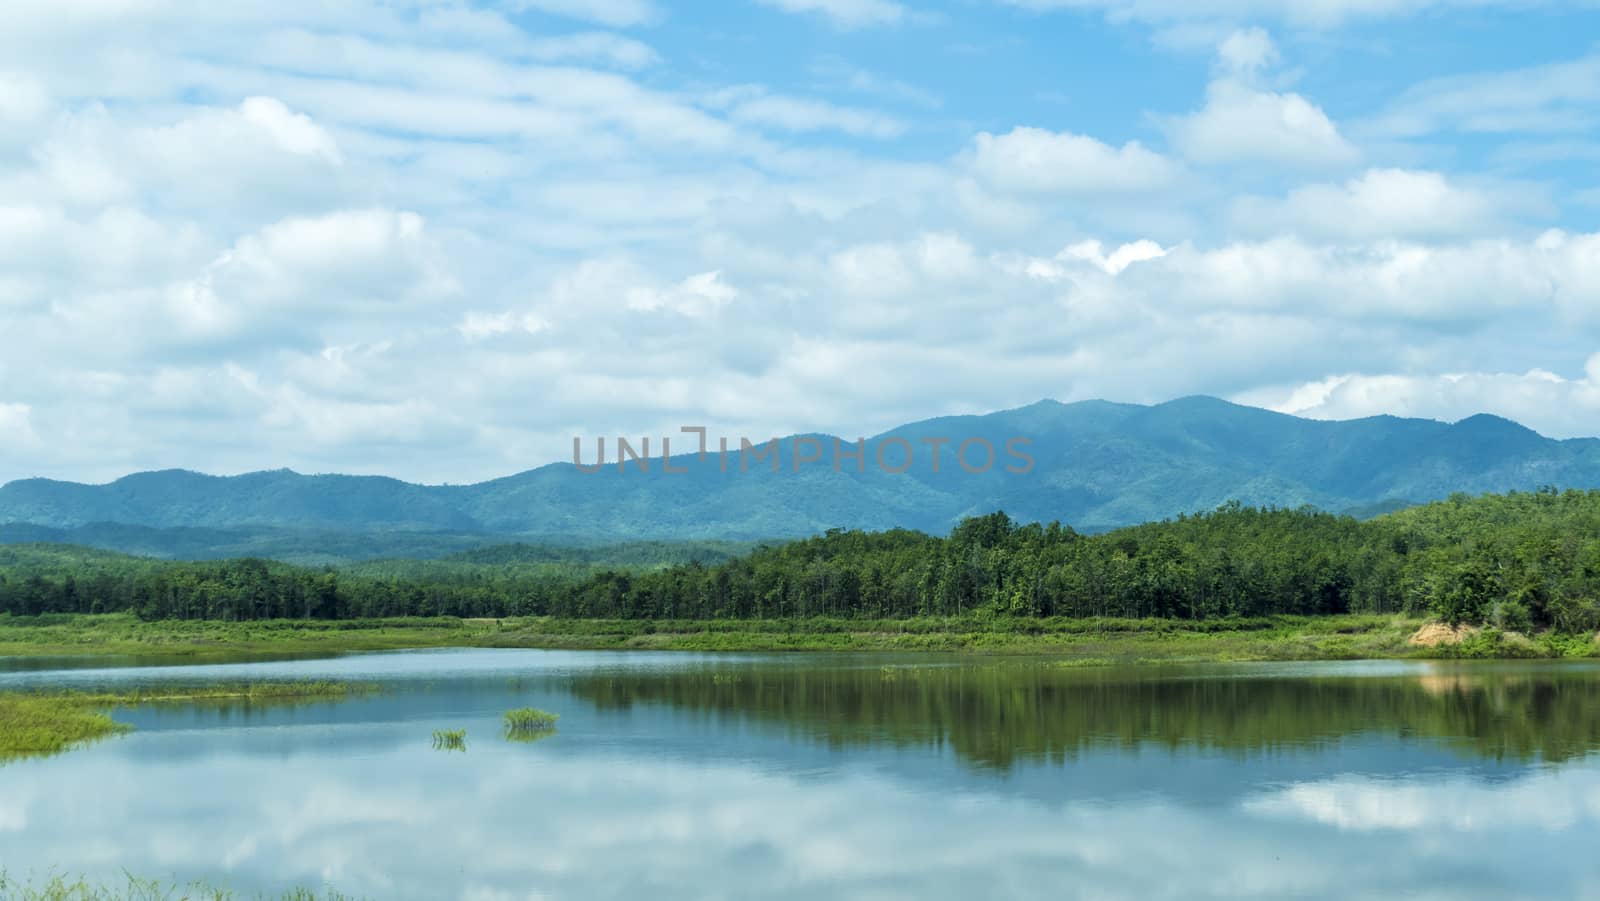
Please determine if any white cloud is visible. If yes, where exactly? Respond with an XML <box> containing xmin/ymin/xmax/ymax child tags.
<box><xmin>0</xmin><ymin>204</ymin><xmax>211</xmax><ymax>305</ymax></box>
<box><xmin>0</xmin><ymin>72</ymin><xmax>50</xmax><ymax>152</ymax></box>
<box><xmin>1231</xmin><ymin>169</ymin><xmax>1537</xmax><ymax>239</ymax></box>
<box><xmin>458</xmin><ymin>311</ymin><xmax>551</xmax><ymax>341</ymax></box>
<box><xmin>1143</xmin><ymin>231</ymin><xmax>1600</xmax><ymax>322</ymax></box>
<box><xmin>1216</xmin><ymin>27</ymin><xmax>1279</xmax><ymax>74</ymax></box>
<box><xmin>730</xmin><ymin>94</ymin><xmax>907</xmax><ymax>138</ymax></box>
<box><xmin>525</xmin><ymin>32</ymin><xmax>660</xmax><ymax>69</ymax></box>
<box><xmin>1173</xmin><ymin>79</ymin><xmax>1359</xmax><ymax>167</ymax></box>
<box><xmin>0</xmin><ymin>404</ymin><xmax>41</xmax><ymax>451</ymax></box>
<box><xmin>505</xmin><ymin>0</ymin><xmax>662</xmax><ymax>27</ymax></box>
<box><xmin>237</xmin><ymin>97</ymin><xmax>343</xmax><ymax>164</ymax></box>
<box><xmin>1366</xmin><ymin>49</ymin><xmax>1600</xmax><ymax>138</ymax></box>
<box><xmin>625</xmin><ymin>270</ymin><xmax>739</xmax><ymax>317</ymax></box>
<box><xmin>24</xmin><ymin>99</ymin><xmax>348</xmax><ymax>216</ymax></box>
<box><xmin>969</xmin><ymin>127</ymin><xmax>1179</xmax><ymax>193</ymax></box>
<box><xmin>1060</xmin><ymin>239</ymin><xmax>1169</xmax><ymax>275</ymax></box>
<box><xmin>51</xmin><ymin>209</ymin><xmax>456</xmax><ymax>350</ymax></box>
<box><xmin>1238</xmin><ymin>356</ymin><xmax>1600</xmax><ymax>439</ymax></box>
<box><xmin>995</xmin><ymin>0</ymin><xmax>1527</xmax><ymax>28</ymax></box>
<box><xmin>756</xmin><ymin>0</ymin><xmax>913</xmax><ymax>28</ymax></box>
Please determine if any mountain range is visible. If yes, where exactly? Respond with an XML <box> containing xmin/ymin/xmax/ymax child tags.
<box><xmin>4</xmin><ymin>396</ymin><xmax>1598</xmax><ymax>561</ymax></box>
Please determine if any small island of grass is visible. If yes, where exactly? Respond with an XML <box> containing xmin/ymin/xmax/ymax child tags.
<box><xmin>503</xmin><ymin>707</ymin><xmax>559</xmax><ymax>742</ymax></box>
<box><xmin>0</xmin><ymin>682</ymin><xmax>375</xmax><ymax>763</ymax></box>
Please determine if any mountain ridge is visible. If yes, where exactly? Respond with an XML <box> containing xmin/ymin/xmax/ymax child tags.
<box><xmin>5</xmin><ymin>397</ymin><xmax>1600</xmax><ymax>548</ymax></box>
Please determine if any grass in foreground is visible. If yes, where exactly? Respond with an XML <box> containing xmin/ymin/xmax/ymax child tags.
<box><xmin>0</xmin><ymin>682</ymin><xmax>373</xmax><ymax>764</ymax></box>
<box><xmin>0</xmin><ymin>613</ymin><xmax>1594</xmax><ymax>662</ymax></box>
<box><xmin>0</xmin><ymin>870</ymin><xmax>360</xmax><ymax>900</ymax></box>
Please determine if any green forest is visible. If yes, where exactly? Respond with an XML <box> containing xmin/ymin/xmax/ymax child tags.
<box><xmin>3</xmin><ymin>489</ymin><xmax>1600</xmax><ymax>633</ymax></box>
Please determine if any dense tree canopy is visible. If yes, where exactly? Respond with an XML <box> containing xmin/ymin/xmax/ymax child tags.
<box><xmin>3</xmin><ymin>489</ymin><xmax>1599</xmax><ymax>632</ymax></box>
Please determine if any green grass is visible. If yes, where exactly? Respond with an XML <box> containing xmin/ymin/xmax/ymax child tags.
<box><xmin>0</xmin><ymin>695</ymin><xmax>129</xmax><ymax>763</ymax></box>
<box><xmin>0</xmin><ymin>682</ymin><xmax>375</xmax><ymax>763</ymax></box>
<box><xmin>502</xmin><ymin>707</ymin><xmax>558</xmax><ymax>741</ymax></box>
<box><xmin>431</xmin><ymin>728</ymin><xmax>467</xmax><ymax>751</ymax></box>
<box><xmin>0</xmin><ymin>612</ymin><xmax>1593</xmax><ymax>663</ymax></box>
<box><xmin>0</xmin><ymin>870</ymin><xmax>361</xmax><ymax>900</ymax></box>
<box><xmin>0</xmin><ymin>614</ymin><xmax>488</xmax><ymax>660</ymax></box>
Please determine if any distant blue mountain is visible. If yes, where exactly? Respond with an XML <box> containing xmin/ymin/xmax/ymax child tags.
<box><xmin>3</xmin><ymin>398</ymin><xmax>1598</xmax><ymax>550</ymax></box>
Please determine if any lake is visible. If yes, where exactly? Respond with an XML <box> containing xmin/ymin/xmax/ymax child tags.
<box><xmin>3</xmin><ymin>651</ymin><xmax>1600</xmax><ymax>899</ymax></box>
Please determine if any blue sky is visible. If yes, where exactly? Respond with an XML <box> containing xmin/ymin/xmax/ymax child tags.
<box><xmin>1</xmin><ymin>0</ymin><xmax>1599</xmax><ymax>483</ymax></box>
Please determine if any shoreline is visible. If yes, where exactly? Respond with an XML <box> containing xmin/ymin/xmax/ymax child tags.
<box><xmin>2</xmin><ymin>613</ymin><xmax>1596</xmax><ymax>663</ymax></box>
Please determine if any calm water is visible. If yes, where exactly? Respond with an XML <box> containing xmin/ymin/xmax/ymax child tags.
<box><xmin>4</xmin><ymin>651</ymin><xmax>1600</xmax><ymax>900</ymax></box>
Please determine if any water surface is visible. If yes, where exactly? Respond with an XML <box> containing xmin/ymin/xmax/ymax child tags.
<box><xmin>3</xmin><ymin>650</ymin><xmax>1599</xmax><ymax>899</ymax></box>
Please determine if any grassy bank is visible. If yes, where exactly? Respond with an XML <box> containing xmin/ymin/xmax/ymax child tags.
<box><xmin>4</xmin><ymin>612</ymin><xmax>1595</xmax><ymax>663</ymax></box>
<box><xmin>488</xmin><ymin>614</ymin><xmax>1600</xmax><ymax>661</ymax></box>
<box><xmin>0</xmin><ymin>681</ymin><xmax>373</xmax><ymax>762</ymax></box>
<box><xmin>0</xmin><ymin>614</ymin><xmax>490</xmax><ymax>659</ymax></box>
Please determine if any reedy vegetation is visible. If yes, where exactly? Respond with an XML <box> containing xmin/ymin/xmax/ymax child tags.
<box><xmin>0</xmin><ymin>683</ymin><xmax>373</xmax><ymax>762</ymax></box>
<box><xmin>503</xmin><ymin>707</ymin><xmax>558</xmax><ymax>739</ymax></box>
<box><xmin>1</xmin><ymin>491</ymin><xmax>1599</xmax><ymax>634</ymax></box>
<box><xmin>0</xmin><ymin>870</ymin><xmax>358</xmax><ymax>900</ymax></box>
<box><xmin>431</xmin><ymin>728</ymin><xmax>467</xmax><ymax>751</ymax></box>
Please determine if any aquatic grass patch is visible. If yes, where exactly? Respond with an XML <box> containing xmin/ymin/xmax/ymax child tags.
<box><xmin>432</xmin><ymin>728</ymin><xmax>467</xmax><ymax>751</ymax></box>
<box><xmin>502</xmin><ymin>708</ymin><xmax>558</xmax><ymax>741</ymax></box>
<box><xmin>0</xmin><ymin>694</ymin><xmax>130</xmax><ymax>763</ymax></box>
<box><xmin>0</xmin><ymin>682</ymin><xmax>378</xmax><ymax>764</ymax></box>
<box><xmin>0</xmin><ymin>869</ymin><xmax>363</xmax><ymax>899</ymax></box>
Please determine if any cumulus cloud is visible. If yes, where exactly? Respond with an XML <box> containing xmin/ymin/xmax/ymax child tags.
<box><xmin>1238</xmin><ymin>356</ymin><xmax>1600</xmax><ymax>439</ymax></box>
<box><xmin>1216</xmin><ymin>27</ymin><xmax>1279</xmax><ymax>74</ymax></box>
<box><xmin>1231</xmin><ymin>168</ymin><xmax>1540</xmax><ymax>239</ymax></box>
<box><xmin>969</xmin><ymin>127</ymin><xmax>1179</xmax><ymax>193</ymax></box>
<box><xmin>176</xmin><ymin>209</ymin><xmax>454</xmax><ymax>332</ymax></box>
<box><xmin>24</xmin><ymin>98</ymin><xmax>349</xmax><ymax>219</ymax></box>
<box><xmin>235</xmin><ymin>97</ymin><xmax>343</xmax><ymax>163</ymax></box>
<box><xmin>1172</xmin><ymin>79</ymin><xmax>1359</xmax><ymax>168</ymax></box>
<box><xmin>1059</xmin><ymin>239</ymin><xmax>1169</xmax><ymax>275</ymax></box>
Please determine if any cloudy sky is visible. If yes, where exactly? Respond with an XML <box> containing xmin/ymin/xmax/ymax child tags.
<box><xmin>2</xmin><ymin>0</ymin><xmax>1598</xmax><ymax>484</ymax></box>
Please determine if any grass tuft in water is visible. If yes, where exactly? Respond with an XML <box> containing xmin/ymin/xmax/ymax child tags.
<box><xmin>431</xmin><ymin>728</ymin><xmax>467</xmax><ymax>751</ymax></box>
<box><xmin>502</xmin><ymin>707</ymin><xmax>558</xmax><ymax>741</ymax></box>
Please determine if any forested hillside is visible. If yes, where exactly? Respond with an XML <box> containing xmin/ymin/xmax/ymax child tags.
<box><xmin>7</xmin><ymin>398</ymin><xmax>1600</xmax><ymax>547</ymax></box>
<box><xmin>3</xmin><ymin>490</ymin><xmax>1598</xmax><ymax>633</ymax></box>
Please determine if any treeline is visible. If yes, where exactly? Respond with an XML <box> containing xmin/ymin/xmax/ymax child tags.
<box><xmin>3</xmin><ymin>489</ymin><xmax>1600</xmax><ymax>631</ymax></box>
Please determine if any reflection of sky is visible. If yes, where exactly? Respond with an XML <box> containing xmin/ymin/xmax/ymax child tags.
<box><xmin>2</xmin><ymin>651</ymin><xmax>1599</xmax><ymax>899</ymax></box>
